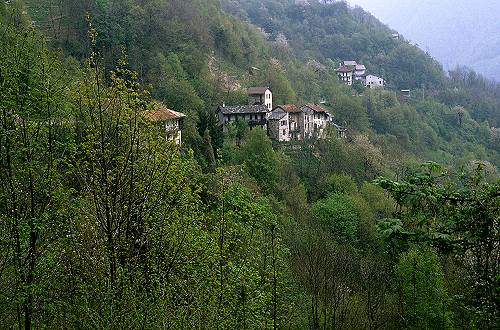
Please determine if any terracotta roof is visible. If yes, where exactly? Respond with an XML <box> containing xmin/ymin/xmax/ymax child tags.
<box><xmin>218</xmin><ymin>104</ymin><xmax>269</xmax><ymax>115</ymax></box>
<box><xmin>247</xmin><ymin>87</ymin><xmax>271</xmax><ymax>95</ymax></box>
<box><xmin>335</xmin><ymin>66</ymin><xmax>353</xmax><ymax>73</ymax></box>
<box><xmin>302</xmin><ymin>103</ymin><xmax>329</xmax><ymax>113</ymax></box>
<box><xmin>145</xmin><ymin>106</ymin><xmax>185</xmax><ymax>121</ymax></box>
<box><xmin>276</xmin><ymin>104</ymin><xmax>301</xmax><ymax>113</ymax></box>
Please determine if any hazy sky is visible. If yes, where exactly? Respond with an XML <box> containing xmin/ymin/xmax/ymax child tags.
<box><xmin>345</xmin><ymin>0</ymin><xmax>500</xmax><ymax>79</ymax></box>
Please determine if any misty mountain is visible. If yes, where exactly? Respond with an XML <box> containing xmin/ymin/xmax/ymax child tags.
<box><xmin>347</xmin><ymin>0</ymin><xmax>500</xmax><ymax>81</ymax></box>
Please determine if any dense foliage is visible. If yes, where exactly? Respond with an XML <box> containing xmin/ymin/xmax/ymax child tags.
<box><xmin>1</xmin><ymin>0</ymin><xmax>498</xmax><ymax>329</ymax></box>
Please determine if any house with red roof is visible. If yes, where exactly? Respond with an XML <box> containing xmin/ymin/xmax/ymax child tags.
<box><xmin>336</xmin><ymin>60</ymin><xmax>369</xmax><ymax>86</ymax></box>
<box><xmin>145</xmin><ymin>104</ymin><xmax>186</xmax><ymax>145</ymax></box>
<box><xmin>335</xmin><ymin>65</ymin><xmax>354</xmax><ymax>86</ymax></box>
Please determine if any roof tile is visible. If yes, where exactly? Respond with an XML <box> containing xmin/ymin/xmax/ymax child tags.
<box><xmin>145</xmin><ymin>105</ymin><xmax>185</xmax><ymax>121</ymax></box>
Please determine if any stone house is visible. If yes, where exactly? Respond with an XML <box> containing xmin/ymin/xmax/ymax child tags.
<box><xmin>217</xmin><ymin>105</ymin><xmax>269</xmax><ymax>131</ymax></box>
<box><xmin>267</xmin><ymin>107</ymin><xmax>290</xmax><ymax>142</ymax></box>
<box><xmin>269</xmin><ymin>104</ymin><xmax>332</xmax><ymax>141</ymax></box>
<box><xmin>145</xmin><ymin>105</ymin><xmax>186</xmax><ymax>145</ymax></box>
<box><xmin>248</xmin><ymin>87</ymin><xmax>273</xmax><ymax>111</ymax></box>
<box><xmin>300</xmin><ymin>103</ymin><xmax>331</xmax><ymax>139</ymax></box>
<box><xmin>354</xmin><ymin>64</ymin><xmax>366</xmax><ymax>80</ymax></box>
<box><xmin>273</xmin><ymin>104</ymin><xmax>300</xmax><ymax>140</ymax></box>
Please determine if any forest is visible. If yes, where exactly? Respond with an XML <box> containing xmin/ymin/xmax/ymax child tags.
<box><xmin>0</xmin><ymin>0</ymin><xmax>498</xmax><ymax>329</ymax></box>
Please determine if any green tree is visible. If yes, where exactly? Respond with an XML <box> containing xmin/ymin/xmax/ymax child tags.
<box><xmin>240</xmin><ymin>128</ymin><xmax>279</xmax><ymax>193</ymax></box>
<box><xmin>395</xmin><ymin>247</ymin><xmax>451</xmax><ymax>329</ymax></box>
<box><xmin>203</xmin><ymin>128</ymin><xmax>216</xmax><ymax>172</ymax></box>
<box><xmin>376</xmin><ymin>163</ymin><xmax>500</xmax><ymax>327</ymax></box>
<box><xmin>0</xmin><ymin>21</ymin><xmax>72</xmax><ymax>328</ymax></box>
<box><xmin>252</xmin><ymin>64</ymin><xmax>297</xmax><ymax>105</ymax></box>
<box><xmin>352</xmin><ymin>79</ymin><xmax>365</xmax><ymax>94</ymax></box>
<box><xmin>312</xmin><ymin>194</ymin><xmax>359</xmax><ymax>243</ymax></box>
<box><xmin>331</xmin><ymin>95</ymin><xmax>370</xmax><ymax>132</ymax></box>
<box><xmin>148</xmin><ymin>52</ymin><xmax>206</xmax><ymax>153</ymax></box>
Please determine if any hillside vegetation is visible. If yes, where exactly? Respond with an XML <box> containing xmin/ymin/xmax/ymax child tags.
<box><xmin>0</xmin><ymin>0</ymin><xmax>499</xmax><ymax>328</ymax></box>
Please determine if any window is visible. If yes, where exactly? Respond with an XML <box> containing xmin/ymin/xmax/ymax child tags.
<box><xmin>283</xmin><ymin>129</ymin><xmax>286</xmax><ymax>135</ymax></box>
<box><xmin>281</xmin><ymin>120</ymin><xmax>286</xmax><ymax>126</ymax></box>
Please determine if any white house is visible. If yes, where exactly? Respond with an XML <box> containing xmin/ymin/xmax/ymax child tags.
<box><xmin>336</xmin><ymin>61</ymin><xmax>367</xmax><ymax>85</ymax></box>
<box><xmin>248</xmin><ymin>87</ymin><xmax>273</xmax><ymax>112</ymax></box>
<box><xmin>145</xmin><ymin>105</ymin><xmax>185</xmax><ymax>145</ymax></box>
<box><xmin>335</xmin><ymin>66</ymin><xmax>354</xmax><ymax>86</ymax></box>
<box><xmin>365</xmin><ymin>74</ymin><xmax>385</xmax><ymax>88</ymax></box>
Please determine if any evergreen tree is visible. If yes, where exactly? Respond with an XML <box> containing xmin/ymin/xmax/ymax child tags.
<box><xmin>204</xmin><ymin>128</ymin><xmax>216</xmax><ymax>172</ymax></box>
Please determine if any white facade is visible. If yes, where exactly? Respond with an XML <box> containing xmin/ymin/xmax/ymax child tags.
<box><xmin>365</xmin><ymin>75</ymin><xmax>385</xmax><ymax>88</ymax></box>
<box><xmin>165</xmin><ymin>119</ymin><xmax>182</xmax><ymax>145</ymax></box>
<box><xmin>264</xmin><ymin>89</ymin><xmax>273</xmax><ymax>111</ymax></box>
<box><xmin>336</xmin><ymin>62</ymin><xmax>366</xmax><ymax>86</ymax></box>
<box><xmin>248</xmin><ymin>87</ymin><xmax>273</xmax><ymax>112</ymax></box>
<box><xmin>145</xmin><ymin>106</ymin><xmax>185</xmax><ymax>145</ymax></box>
<box><xmin>337</xmin><ymin>70</ymin><xmax>353</xmax><ymax>85</ymax></box>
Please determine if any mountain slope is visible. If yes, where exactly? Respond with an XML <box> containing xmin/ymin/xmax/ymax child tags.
<box><xmin>220</xmin><ymin>0</ymin><xmax>500</xmax><ymax>129</ymax></box>
<box><xmin>347</xmin><ymin>0</ymin><xmax>500</xmax><ymax>82</ymax></box>
<box><xmin>221</xmin><ymin>0</ymin><xmax>445</xmax><ymax>90</ymax></box>
<box><xmin>1</xmin><ymin>2</ymin><xmax>499</xmax><ymax>329</ymax></box>
<box><xmin>22</xmin><ymin>0</ymin><xmax>500</xmax><ymax>166</ymax></box>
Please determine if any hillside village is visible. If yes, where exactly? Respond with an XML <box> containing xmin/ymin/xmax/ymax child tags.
<box><xmin>335</xmin><ymin>60</ymin><xmax>385</xmax><ymax>88</ymax></box>
<box><xmin>3</xmin><ymin>1</ymin><xmax>500</xmax><ymax>328</ymax></box>
<box><xmin>217</xmin><ymin>87</ymin><xmax>349</xmax><ymax>141</ymax></box>
<box><xmin>149</xmin><ymin>86</ymin><xmax>349</xmax><ymax>144</ymax></box>
<box><xmin>149</xmin><ymin>61</ymin><xmax>386</xmax><ymax>144</ymax></box>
